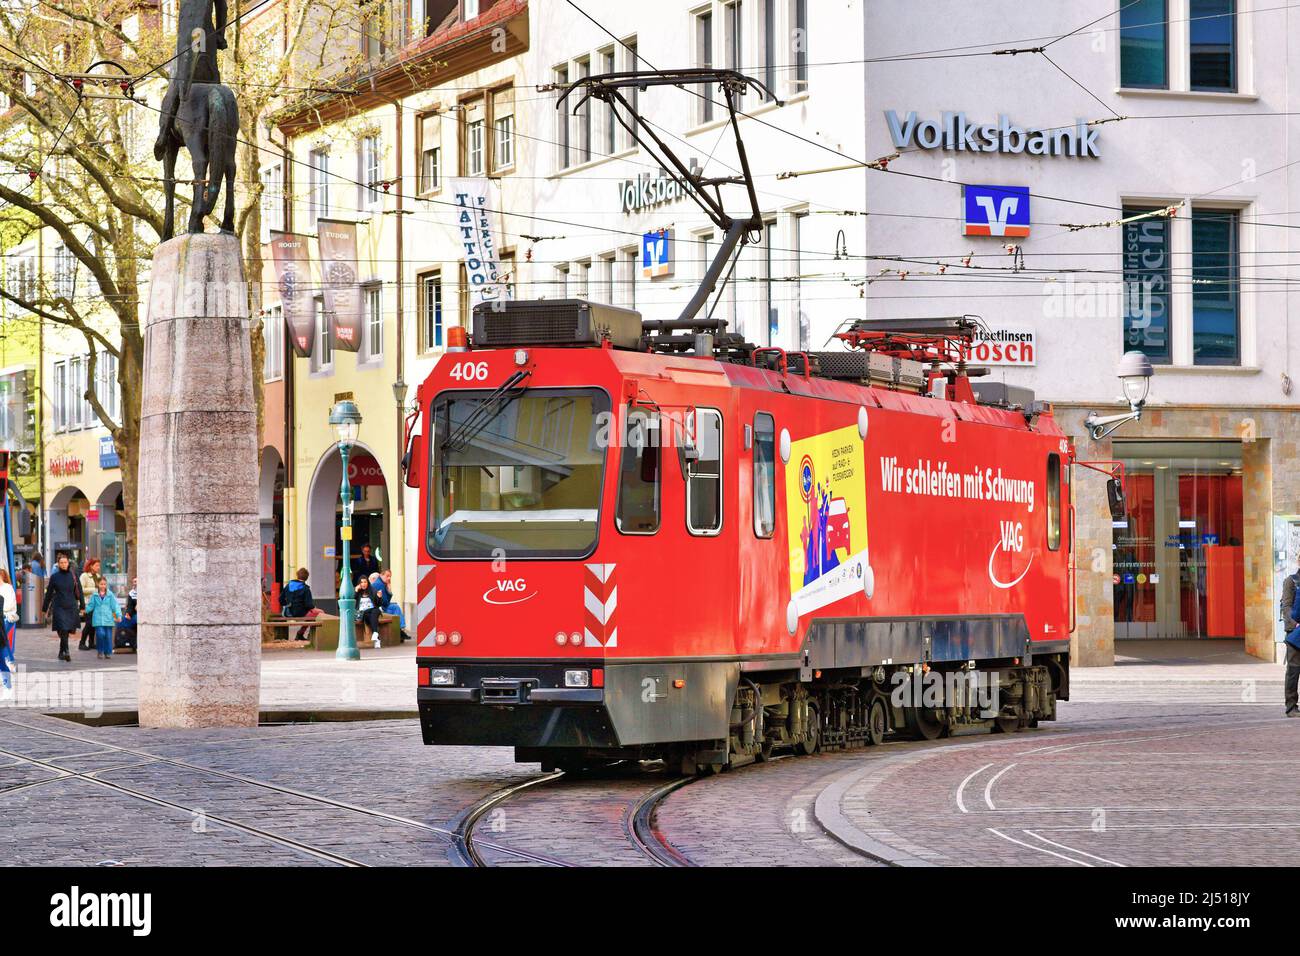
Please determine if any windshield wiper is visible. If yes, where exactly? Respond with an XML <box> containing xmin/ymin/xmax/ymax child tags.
<box><xmin>440</xmin><ymin>369</ymin><xmax>532</xmax><ymax>455</ymax></box>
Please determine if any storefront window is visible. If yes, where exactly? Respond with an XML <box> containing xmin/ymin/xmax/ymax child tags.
<box><xmin>1112</xmin><ymin>441</ymin><xmax>1244</xmax><ymax>639</ymax></box>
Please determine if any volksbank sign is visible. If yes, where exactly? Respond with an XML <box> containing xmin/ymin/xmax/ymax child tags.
<box><xmin>886</xmin><ymin>111</ymin><xmax>1101</xmax><ymax>158</ymax></box>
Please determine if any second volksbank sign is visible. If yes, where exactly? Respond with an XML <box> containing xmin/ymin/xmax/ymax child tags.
<box><xmin>886</xmin><ymin>111</ymin><xmax>1101</xmax><ymax>158</ymax></box>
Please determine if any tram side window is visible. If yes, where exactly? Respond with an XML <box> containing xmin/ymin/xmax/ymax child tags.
<box><xmin>753</xmin><ymin>412</ymin><xmax>775</xmax><ymax>538</ymax></box>
<box><xmin>616</xmin><ymin>409</ymin><xmax>661</xmax><ymax>534</ymax></box>
<box><xmin>686</xmin><ymin>408</ymin><xmax>723</xmax><ymax>535</ymax></box>
<box><xmin>1046</xmin><ymin>453</ymin><xmax>1061</xmax><ymax>551</ymax></box>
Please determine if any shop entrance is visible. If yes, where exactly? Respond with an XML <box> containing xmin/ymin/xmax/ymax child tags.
<box><xmin>1112</xmin><ymin>440</ymin><xmax>1244</xmax><ymax>639</ymax></box>
<box><xmin>305</xmin><ymin>444</ymin><xmax>389</xmax><ymax>612</ymax></box>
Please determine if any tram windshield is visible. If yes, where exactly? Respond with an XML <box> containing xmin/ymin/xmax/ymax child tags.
<box><xmin>430</xmin><ymin>388</ymin><xmax>610</xmax><ymax>558</ymax></box>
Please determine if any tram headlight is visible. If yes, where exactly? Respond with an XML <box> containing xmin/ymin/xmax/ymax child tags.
<box><xmin>449</xmin><ymin>631</ymin><xmax>462</xmax><ymax>646</ymax></box>
<box><xmin>427</xmin><ymin>667</ymin><xmax>456</xmax><ymax>686</ymax></box>
<box><xmin>564</xmin><ymin>670</ymin><xmax>591</xmax><ymax>688</ymax></box>
<box><xmin>569</xmin><ymin>632</ymin><xmax>583</xmax><ymax>646</ymax></box>
<box><xmin>555</xmin><ymin>632</ymin><xmax>568</xmax><ymax>646</ymax></box>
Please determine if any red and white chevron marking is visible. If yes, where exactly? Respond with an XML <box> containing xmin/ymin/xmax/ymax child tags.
<box><xmin>583</xmin><ymin>563</ymin><xmax>617</xmax><ymax>648</ymax></box>
<box><xmin>415</xmin><ymin>561</ymin><xmax>438</xmax><ymax>648</ymax></box>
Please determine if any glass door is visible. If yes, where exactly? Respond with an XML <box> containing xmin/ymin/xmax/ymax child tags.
<box><xmin>1112</xmin><ymin>441</ymin><xmax>1244</xmax><ymax>639</ymax></box>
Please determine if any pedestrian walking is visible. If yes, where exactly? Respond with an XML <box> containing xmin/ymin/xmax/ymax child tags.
<box><xmin>41</xmin><ymin>554</ymin><xmax>83</xmax><ymax>663</ymax></box>
<box><xmin>28</xmin><ymin>553</ymin><xmax>45</xmax><ymax>579</ymax></box>
<box><xmin>283</xmin><ymin>568</ymin><xmax>323</xmax><ymax>640</ymax></box>
<box><xmin>1285</xmin><ymin>580</ymin><xmax>1300</xmax><ymax>718</ymax></box>
<box><xmin>355</xmin><ymin>575</ymin><xmax>382</xmax><ymax>649</ymax></box>
<box><xmin>86</xmin><ymin>579</ymin><xmax>122</xmax><ymax>660</ymax></box>
<box><xmin>0</xmin><ymin>568</ymin><xmax>16</xmax><ymax>689</ymax></box>
<box><xmin>78</xmin><ymin>558</ymin><xmax>102</xmax><ymax>651</ymax></box>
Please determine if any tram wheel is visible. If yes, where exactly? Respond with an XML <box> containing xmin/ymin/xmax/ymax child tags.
<box><xmin>906</xmin><ymin>706</ymin><xmax>945</xmax><ymax>741</ymax></box>
<box><xmin>866</xmin><ymin>696</ymin><xmax>888</xmax><ymax>746</ymax></box>
<box><xmin>796</xmin><ymin>705</ymin><xmax>820</xmax><ymax>756</ymax></box>
<box><xmin>992</xmin><ymin>715</ymin><xmax>1020</xmax><ymax>734</ymax></box>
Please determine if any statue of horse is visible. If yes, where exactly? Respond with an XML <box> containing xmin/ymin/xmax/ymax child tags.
<box><xmin>154</xmin><ymin>0</ymin><xmax>237</xmax><ymax>240</ymax></box>
<box><xmin>156</xmin><ymin>77</ymin><xmax>238</xmax><ymax>240</ymax></box>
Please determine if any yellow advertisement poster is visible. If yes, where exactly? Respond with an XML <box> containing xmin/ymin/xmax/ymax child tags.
<box><xmin>784</xmin><ymin>425</ymin><xmax>873</xmax><ymax>633</ymax></box>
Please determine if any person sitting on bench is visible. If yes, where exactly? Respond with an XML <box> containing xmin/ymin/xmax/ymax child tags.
<box><xmin>283</xmin><ymin>568</ymin><xmax>322</xmax><ymax>640</ymax></box>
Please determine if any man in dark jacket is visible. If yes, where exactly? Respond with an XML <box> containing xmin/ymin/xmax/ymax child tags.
<box><xmin>41</xmin><ymin>554</ymin><xmax>83</xmax><ymax>662</ymax></box>
<box><xmin>350</xmin><ymin>544</ymin><xmax>380</xmax><ymax>583</ymax></box>
<box><xmin>283</xmin><ymin>568</ymin><xmax>321</xmax><ymax>640</ymax></box>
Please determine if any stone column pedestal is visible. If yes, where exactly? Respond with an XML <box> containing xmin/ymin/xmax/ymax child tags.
<box><xmin>137</xmin><ymin>233</ymin><xmax>261</xmax><ymax>727</ymax></box>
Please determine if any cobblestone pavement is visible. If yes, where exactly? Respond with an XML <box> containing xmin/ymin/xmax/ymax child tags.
<box><xmin>3</xmin><ymin>700</ymin><xmax>1296</xmax><ymax>866</ymax></box>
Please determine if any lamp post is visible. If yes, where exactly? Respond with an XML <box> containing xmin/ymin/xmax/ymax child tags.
<box><xmin>1084</xmin><ymin>351</ymin><xmax>1154</xmax><ymax>441</ymax></box>
<box><xmin>330</xmin><ymin>400</ymin><xmax>363</xmax><ymax>661</ymax></box>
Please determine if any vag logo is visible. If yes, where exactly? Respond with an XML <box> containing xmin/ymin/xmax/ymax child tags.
<box><xmin>989</xmin><ymin>521</ymin><xmax>1032</xmax><ymax>590</ymax></box>
<box><xmin>482</xmin><ymin>579</ymin><xmax>537</xmax><ymax>605</ymax></box>
<box><xmin>998</xmin><ymin>520</ymin><xmax>1024</xmax><ymax>552</ymax></box>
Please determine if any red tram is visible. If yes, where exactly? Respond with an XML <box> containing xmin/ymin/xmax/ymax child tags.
<box><xmin>403</xmin><ymin>303</ymin><xmax>1076</xmax><ymax>774</ymax></box>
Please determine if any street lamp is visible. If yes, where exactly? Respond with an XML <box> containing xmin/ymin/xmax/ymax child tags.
<box><xmin>330</xmin><ymin>399</ymin><xmax>363</xmax><ymax>661</ymax></box>
<box><xmin>1084</xmin><ymin>351</ymin><xmax>1154</xmax><ymax>441</ymax></box>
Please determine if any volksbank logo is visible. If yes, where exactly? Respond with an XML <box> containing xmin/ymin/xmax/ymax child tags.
<box><xmin>885</xmin><ymin>111</ymin><xmax>1101</xmax><ymax>158</ymax></box>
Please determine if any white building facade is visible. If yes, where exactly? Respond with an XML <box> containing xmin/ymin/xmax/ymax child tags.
<box><xmin>862</xmin><ymin>0</ymin><xmax>1300</xmax><ymax>663</ymax></box>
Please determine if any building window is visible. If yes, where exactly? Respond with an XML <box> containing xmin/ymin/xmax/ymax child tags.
<box><xmin>555</xmin><ymin>264</ymin><xmax>569</xmax><ymax>299</ymax></box>
<box><xmin>760</xmin><ymin>0</ymin><xmax>776</xmax><ymax>99</ymax></box>
<box><xmin>264</xmin><ymin>304</ymin><xmax>284</xmax><ymax>382</ymax></box>
<box><xmin>52</xmin><ymin>361</ymin><xmax>67</xmax><ymax>432</ymax></box>
<box><xmin>1122</xmin><ymin>206</ymin><xmax>1172</xmax><ymax>364</ymax></box>
<box><xmin>419</xmin><ymin>270</ymin><xmax>443</xmax><ymax>351</ymax></box>
<box><xmin>600</xmin><ymin>48</ymin><xmax>617</xmax><ymax>153</ymax></box>
<box><xmin>66</xmin><ymin>354</ymin><xmax>84</xmax><ymax>429</ymax></box>
<box><xmin>312</xmin><ymin>297</ymin><xmax>333</xmax><ymax>373</ymax></box>
<box><xmin>575</xmin><ymin>56</ymin><xmax>592</xmax><ymax>164</ymax></box>
<box><xmin>622</xmin><ymin>38</ymin><xmax>639</xmax><ymax>149</ymax></box>
<box><xmin>790</xmin><ymin>0</ymin><xmax>808</xmax><ymax>92</ymax></box>
<box><xmin>575</xmin><ymin>260</ymin><xmax>590</xmax><ymax>300</ymax></box>
<box><xmin>260</xmin><ymin>162</ymin><xmax>284</xmax><ymax>241</ymax></box>
<box><xmin>686</xmin><ymin>408</ymin><xmax>723</xmax><ymax>535</ymax></box>
<box><xmin>793</xmin><ymin>211</ymin><xmax>808</xmax><ymax>350</ymax></box>
<box><xmin>695</xmin><ymin>9</ymin><xmax>714</xmax><ymax>125</ymax></box>
<box><xmin>492</xmin><ymin>87</ymin><xmax>515</xmax><ymax>172</ymax></box>
<box><xmin>623</xmin><ymin>247</ymin><xmax>638</xmax><ymax>309</ymax></box>
<box><xmin>1190</xmin><ymin>0</ymin><xmax>1235</xmax><ymax>92</ymax></box>
<box><xmin>461</xmin><ymin>96</ymin><xmax>486</xmax><ymax>176</ymax></box>
<box><xmin>358</xmin><ymin>134</ymin><xmax>382</xmax><ymax>214</ymax></box>
<box><xmin>364</xmin><ymin>284</ymin><xmax>383</xmax><ymax>361</ymax></box>
<box><xmin>463</xmin><ymin>0</ymin><xmax>479</xmax><ymax>18</ymax></box>
<box><xmin>308</xmin><ymin>148</ymin><xmax>329</xmax><ymax>229</ymax></box>
<box><xmin>95</xmin><ymin>351</ymin><xmax>119</xmax><ymax>427</ymax></box>
<box><xmin>53</xmin><ymin>244</ymin><xmax>75</xmax><ymax>299</ymax></box>
<box><xmin>1191</xmin><ymin>208</ymin><xmax>1239</xmax><ymax>365</ymax></box>
<box><xmin>499</xmin><ymin>249</ymin><xmax>517</xmax><ymax>300</ymax></box>
<box><xmin>599</xmin><ymin>253</ymin><xmax>615</xmax><ymax>304</ymax></box>
<box><xmin>554</xmin><ymin>65</ymin><xmax>570</xmax><ymax>168</ymax></box>
<box><xmin>418</xmin><ymin>113</ymin><xmax>442</xmax><ymax>194</ymax></box>
<box><xmin>760</xmin><ymin>219</ymin><xmax>776</xmax><ymax>345</ymax></box>
<box><xmin>753</xmin><ymin>412</ymin><xmax>775</xmax><ymax>538</ymax></box>
<box><xmin>617</xmin><ymin>409</ymin><xmax>661</xmax><ymax>534</ymax></box>
<box><xmin>724</xmin><ymin>1</ymin><xmax>742</xmax><ymax>70</ymax></box>
<box><xmin>458</xmin><ymin>263</ymin><xmax>471</xmax><ymax>329</ymax></box>
<box><xmin>1120</xmin><ymin>0</ymin><xmax>1167</xmax><ymax>89</ymax></box>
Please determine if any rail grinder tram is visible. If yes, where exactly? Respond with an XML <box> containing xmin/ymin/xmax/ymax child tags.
<box><xmin>404</xmin><ymin>303</ymin><xmax>1078</xmax><ymax>774</ymax></box>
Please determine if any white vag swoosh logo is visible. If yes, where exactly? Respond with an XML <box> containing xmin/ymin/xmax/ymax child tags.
<box><xmin>482</xmin><ymin>586</ymin><xmax>538</xmax><ymax>605</ymax></box>
<box><xmin>987</xmin><ymin>541</ymin><xmax>1033</xmax><ymax>590</ymax></box>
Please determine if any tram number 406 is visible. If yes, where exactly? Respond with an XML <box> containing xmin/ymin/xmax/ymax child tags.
<box><xmin>449</xmin><ymin>361</ymin><xmax>490</xmax><ymax>382</ymax></box>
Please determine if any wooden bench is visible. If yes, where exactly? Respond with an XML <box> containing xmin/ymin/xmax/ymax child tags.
<box><xmin>262</xmin><ymin>616</ymin><xmax>328</xmax><ymax>648</ymax></box>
